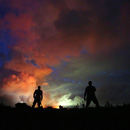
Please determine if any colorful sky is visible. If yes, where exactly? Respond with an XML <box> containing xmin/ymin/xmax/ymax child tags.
<box><xmin>0</xmin><ymin>0</ymin><xmax>130</xmax><ymax>107</ymax></box>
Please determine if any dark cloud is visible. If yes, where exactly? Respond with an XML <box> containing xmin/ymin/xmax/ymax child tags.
<box><xmin>55</xmin><ymin>10</ymin><xmax>90</xmax><ymax>36</ymax></box>
<box><xmin>98</xmin><ymin>84</ymin><xmax>130</xmax><ymax>105</ymax></box>
<box><xmin>0</xmin><ymin>67</ymin><xmax>19</xmax><ymax>78</ymax></box>
<box><xmin>56</xmin><ymin>0</ymin><xmax>129</xmax><ymax>40</ymax></box>
<box><xmin>0</xmin><ymin>53</ymin><xmax>5</xmax><ymax>67</ymax></box>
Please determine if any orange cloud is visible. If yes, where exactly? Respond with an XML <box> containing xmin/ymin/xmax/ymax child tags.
<box><xmin>5</xmin><ymin>55</ymin><xmax>52</xmax><ymax>86</ymax></box>
<box><xmin>1</xmin><ymin>72</ymin><xmax>36</xmax><ymax>106</ymax></box>
<box><xmin>2</xmin><ymin>72</ymin><xmax>36</xmax><ymax>94</ymax></box>
<box><xmin>1</xmin><ymin>72</ymin><xmax>57</xmax><ymax>107</ymax></box>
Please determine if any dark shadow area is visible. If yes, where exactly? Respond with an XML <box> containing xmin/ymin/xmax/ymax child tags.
<box><xmin>0</xmin><ymin>103</ymin><xmax>130</xmax><ymax>130</ymax></box>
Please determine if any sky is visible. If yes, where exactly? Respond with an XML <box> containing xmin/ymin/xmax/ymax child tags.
<box><xmin>0</xmin><ymin>0</ymin><xmax>130</xmax><ymax>108</ymax></box>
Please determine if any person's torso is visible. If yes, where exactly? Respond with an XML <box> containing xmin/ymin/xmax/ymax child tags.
<box><xmin>35</xmin><ymin>90</ymin><xmax>42</xmax><ymax>98</ymax></box>
<box><xmin>86</xmin><ymin>86</ymin><xmax>96</xmax><ymax>97</ymax></box>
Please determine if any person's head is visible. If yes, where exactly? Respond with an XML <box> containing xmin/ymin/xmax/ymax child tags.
<box><xmin>38</xmin><ymin>86</ymin><xmax>41</xmax><ymax>90</ymax></box>
<box><xmin>88</xmin><ymin>81</ymin><xmax>92</xmax><ymax>86</ymax></box>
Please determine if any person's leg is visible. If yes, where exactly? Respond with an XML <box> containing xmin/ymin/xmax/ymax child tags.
<box><xmin>38</xmin><ymin>100</ymin><xmax>41</xmax><ymax>108</ymax></box>
<box><xmin>86</xmin><ymin>98</ymin><xmax>91</xmax><ymax>108</ymax></box>
<box><xmin>32</xmin><ymin>100</ymin><xmax>36</xmax><ymax>108</ymax></box>
<box><xmin>93</xmin><ymin>96</ymin><xmax>100</xmax><ymax>107</ymax></box>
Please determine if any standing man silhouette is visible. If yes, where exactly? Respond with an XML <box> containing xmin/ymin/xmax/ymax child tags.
<box><xmin>32</xmin><ymin>86</ymin><xmax>43</xmax><ymax>108</ymax></box>
<box><xmin>84</xmin><ymin>81</ymin><xmax>99</xmax><ymax>108</ymax></box>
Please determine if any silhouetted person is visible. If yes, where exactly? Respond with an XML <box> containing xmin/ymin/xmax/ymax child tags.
<box><xmin>32</xmin><ymin>86</ymin><xmax>43</xmax><ymax>108</ymax></box>
<box><xmin>84</xmin><ymin>81</ymin><xmax>99</xmax><ymax>108</ymax></box>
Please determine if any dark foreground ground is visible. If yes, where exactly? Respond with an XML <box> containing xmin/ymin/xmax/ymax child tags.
<box><xmin>0</xmin><ymin>106</ymin><xmax>130</xmax><ymax>130</ymax></box>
